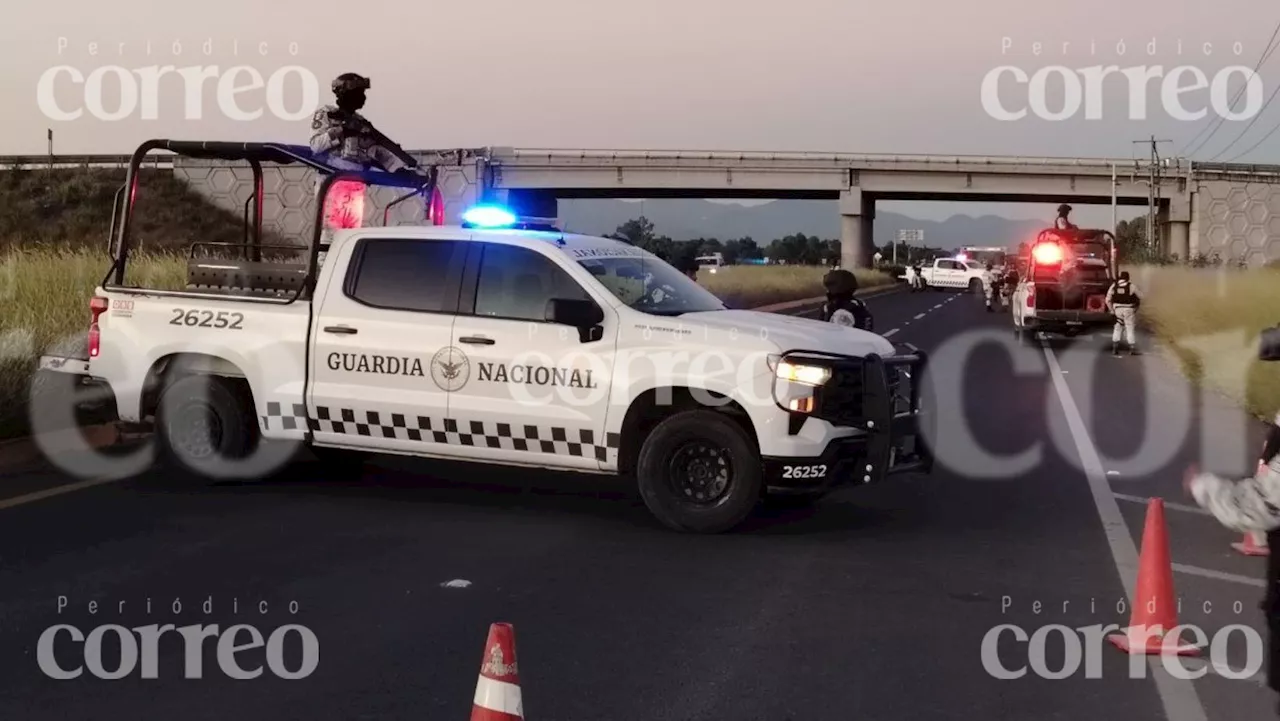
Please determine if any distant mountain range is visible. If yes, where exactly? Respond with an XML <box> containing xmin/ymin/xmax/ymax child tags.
<box><xmin>558</xmin><ymin>198</ymin><xmax>1049</xmax><ymax>250</ymax></box>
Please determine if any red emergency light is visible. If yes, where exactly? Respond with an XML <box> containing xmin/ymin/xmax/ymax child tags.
<box><xmin>429</xmin><ymin>186</ymin><xmax>444</xmax><ymax>226</ymax></box>
<box><xmin>324</xmin><ymin>179</ymin><xmax>367</xmax><ymax>230</ymax></box>
<box><xmin>1031</xmin><ymin>242</ymin><xmax>1064</xmax><ymax>265</ymax></box>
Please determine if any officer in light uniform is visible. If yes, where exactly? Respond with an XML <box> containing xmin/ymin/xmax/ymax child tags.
<box><xmin>981</xmin><ymin>263</ymin><xmax>998</xmax><ymax>312</ymax></box>
<box><xmin>1105</xmin><ymin>270</ymin><xmax>1141</xmax><ymax>356</ymax></box>
<box><xmin>309</xmin><ymin>73</ymin><xmax>416</xmax><ymax>248</ymax></box>
<box><xmin>821</xmin><ymin>269</ymin><xmax>873</xmax><ymax>331</ymax></box>
<box><xmin>310</xmin><ymin>73</ymin><xmax>408</xmax><ymax>174</ymax></box>
<box><xmin>1185</xmin><ymin>395</ymin><xmax>1280</xmax><ymax>712</ymax></box>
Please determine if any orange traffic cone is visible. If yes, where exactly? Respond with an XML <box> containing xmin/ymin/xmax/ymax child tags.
<box><xmin>1107</xmin><ymin>498</ymin><xmax>1203</xmax><ymax>655</ymax></box>
<box><xmin>1232</xmin><ymin>530</ymin><xmax>1270</xmax><ymax>556</ymax></box>
<box><xmin>471</xmin><ymin>623</ymin><xmax>524</xmax><ymax>721</ymax></box>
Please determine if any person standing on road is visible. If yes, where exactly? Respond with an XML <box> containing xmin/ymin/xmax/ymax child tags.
<box><xmin>1106</xmin><ymin>271</ymin><xmax>1142</xmax><ymax>356</ymax></box>
<box><xmin>981</xmin><ymin>263</ymin><xmax>999</xmax><ymax>312</ymax></box>
<box><xmin>1185</xmin><ymin>419</ymin><xmax>1280</xmax><ymax>714</ymax></box>
<box><xmin>821</xmin><ymin>269</ymin><xmax>874</xmax><ymax>331</ymax></box>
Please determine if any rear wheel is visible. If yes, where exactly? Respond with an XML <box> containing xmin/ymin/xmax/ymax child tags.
<box><xmin>636</xmin><ymin>410</ymin><xmax>762</xmax><ymax>533</ymax></box>
<box><xmin>155</xmin><ymin>374</ymin><xmax>262</xmax><ymax>480</ymax></box>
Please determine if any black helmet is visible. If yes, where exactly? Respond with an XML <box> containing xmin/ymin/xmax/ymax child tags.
<box><xmin>1119</xmin><ymin>271</ymin><xmax>1130</xmax><ymax>281</ymax></box>
<box><xmin>823</xmin><ymin>268</ymin><xmax>858</xmax><ymax>295</ymax></box>
<box><xmin>1057</xmin><ymin>203</ymin><xmax>1073</xmax><ymax>215</ymax></box>
<box><xmin>332</xmin><ymin>73</ymin><xmax>370</xmax><ymax>95</ymax></box>
<box><xmin>985</xmin><ymin>263</ymin><xmax>993</xmax><ymax>270</ymax></box>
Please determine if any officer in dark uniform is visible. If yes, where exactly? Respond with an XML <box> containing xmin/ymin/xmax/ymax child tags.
<box><xmin>309</xmin><ymin>73</ymin><xmax>407</xmax><ymax>173</ymax></box>
<box><xmin>821</xmin><ymin>269</ymin><xmax>874</xmax><ymax>331</ymax></box>
<box><xmin>1054</xmin><ymin>203</ymin><xmax>1078</xmax><ymax>231</ymax></box>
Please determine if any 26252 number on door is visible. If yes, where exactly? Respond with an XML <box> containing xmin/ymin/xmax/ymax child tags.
<box><xmin>169</xmin><ymin>309</ymin><xmax>244</xmax><ymax>330</ymax></box>
<box><xmin>781</xmin><ymin>465</ymin><xmax>827</xmax><ymax>479</ymax></box>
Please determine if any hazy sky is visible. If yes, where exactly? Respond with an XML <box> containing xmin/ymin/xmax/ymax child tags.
<box><xmin>1</xmin><ymin>0</ymin><xmax>1274</xmax><ymax>223</ymax></box>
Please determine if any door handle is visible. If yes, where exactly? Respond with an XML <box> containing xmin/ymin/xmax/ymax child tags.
<box><xmin>324</xmin><ymin>326</ymin><xmax>358</xmax><ymax>335</ymax></box>
<box><xmin>458</xmin><ymin>336</ymin><xmax>495</xmax><ymax>345</ymax></box>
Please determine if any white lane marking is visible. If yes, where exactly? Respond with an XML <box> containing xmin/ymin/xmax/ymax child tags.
<box><xmin>1182</xmin><ymin>658</ymin><xmax>1269</xmax><ymax>686</ymax></box>
<box><xmin>0</xmin><ymin>477</ymin><xmax>121</xmax><ymax>511</ymax></box>
<box><xmin>440</xmin><ymin>579</ymin><xmax>472</xmax><ymax>588</ymax></box>
<box><xmin>1042</xmin><ymin>345</ymin><xmax>1209</xmax><ymax>721</ymax></box>
<box><xmin>933</xmin><ymin>304</ymin><xmax>943</xmax><ymax>310</ymax></box>
<box><xmin>1113</xmin><ymin>493</ymin><xmax>1211</xmax><ymax>516</ymax></box>
<box><xmin>883</xmin><ymin>328</ymin><xmax>899</xmax><ymax>338</ymax></box>
<box><xmin>913</xmin><ymin>313</ymin><xmax>926</xmax><ymax>320</ymax></box>
<box><xmin>1172</xmin><ymin>563</ymin><xmax>1265</xmax><ymax>588</ymax></box>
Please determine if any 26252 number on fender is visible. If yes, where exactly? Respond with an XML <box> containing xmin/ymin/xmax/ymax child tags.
<box><xmin>781</xmin><ymin>465</ymin><xmax>827</xmax><ymax>479</ymax></box>
<box><xmin>169</xmin><ymin>309</ymin><xmax>244</xmax><ymax>330</ymax></box>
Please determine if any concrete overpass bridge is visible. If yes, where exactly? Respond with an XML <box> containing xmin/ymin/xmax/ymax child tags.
<box><xmin>14</xmin><ymin>147</ymin><xmax>1279</xmax><ymax>266</ymax></box>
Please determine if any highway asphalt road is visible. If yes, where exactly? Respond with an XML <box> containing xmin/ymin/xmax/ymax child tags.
<box><xmin>0</xmin><ymin>286</ymin><xmax>1276</xmax><ymax>720</ymax></box>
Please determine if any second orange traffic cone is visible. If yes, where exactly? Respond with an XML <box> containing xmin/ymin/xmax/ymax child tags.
<box><xmin>1107</xmin><ymin>498</ymin><xmax>1203</xmax><ymax>656</ymax></box>
<box><xmin>471</xmin><ymin>623</ymin><xmax>524</xmax><ymax>721</ymax></box>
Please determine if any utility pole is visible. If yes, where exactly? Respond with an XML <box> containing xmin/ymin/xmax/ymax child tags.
<box><xmin>1133</xmin><ymin>136</ymin><xmax>1173</xmax><ymax>256</ymax></box>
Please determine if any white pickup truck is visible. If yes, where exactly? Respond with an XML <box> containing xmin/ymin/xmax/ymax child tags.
<box><xmin>900</xmin><ymin>257</ymin><xmax>989</xmax><ymax>293</ymax></box>
<box><xmin>39</xmin><ymin>140</ymin><xmax>932</xmax><ymax>533</ymax></box>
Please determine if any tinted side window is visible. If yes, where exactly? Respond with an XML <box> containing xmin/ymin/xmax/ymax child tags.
<box><xmin>473</xmin><ymin>244</ymin><xmax>591</xmax><ymax>321</ymax></box>
<box><xmin>938</xmin><ymin>261</ymin><xmax>959</xmax><ymax>271</ymax></box>
<box><xmin>349</xmin><ymin>238</ymin><xmax>462</xmax><ymax>312</ymax></box>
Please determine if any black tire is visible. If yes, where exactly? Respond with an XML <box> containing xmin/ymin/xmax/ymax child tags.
<box><xmin>635</xmin><ymin>410</ymin><xmax>763</xmax><ymax>533</ymax></box>
<box><xmin>155</xmin><ymin>374</ymin><xmax>260</xmax><ymax>480</ymax></box>
<box><xmin>969</xmin><ymin>278</ymin><xmax>983</xmax><ymax>295</ymax></box>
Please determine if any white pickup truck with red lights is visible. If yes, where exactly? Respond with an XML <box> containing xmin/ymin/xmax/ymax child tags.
<box><xmin>37</xmin><ymin>139</ymin><xmax>934</xmax><ymax>534</ymax></box>
<box><xmin>1010</xmin><ymin>228</ymin><xmax>1118</xmax><ymax>344</ymax></box>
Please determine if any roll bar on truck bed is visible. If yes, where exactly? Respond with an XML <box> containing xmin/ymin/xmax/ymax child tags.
<box><xmin>101</xmin><ymin>139</ymin><xmax>443</xmax><ymax>303</ymax></box>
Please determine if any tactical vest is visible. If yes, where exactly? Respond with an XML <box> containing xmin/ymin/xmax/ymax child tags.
<box><xmin>823</xmin><ymin>298</ymin><xmax>872</xmax><ymax>330</ymax></box>
<box><xmin>1111</xmin><ymin>280</ymin><xmax>1138</xmax><ymax>307</ymax></box>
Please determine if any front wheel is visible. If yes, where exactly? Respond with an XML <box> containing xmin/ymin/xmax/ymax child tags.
<box><xmin>636</xmin><ymin>410</ymin><xmax>763</xmax><ymax>533</ymax></box>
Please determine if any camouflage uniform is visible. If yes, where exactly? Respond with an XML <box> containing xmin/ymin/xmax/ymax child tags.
<box><xmin>309</xmin><ymin>105</ymin><xmax>407</xmax><ymax>173</ymax></box>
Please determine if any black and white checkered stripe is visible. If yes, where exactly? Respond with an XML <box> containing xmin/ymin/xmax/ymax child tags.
<box><xmin>261</xmin><ymin>402</ymin><xmax>620</xmax><ymax>461</ymax></box>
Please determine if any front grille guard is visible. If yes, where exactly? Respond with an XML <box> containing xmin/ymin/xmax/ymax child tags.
<box><xmin>771</xmin><ymin>343</ymin><xmax>933</xmax><ymax>478</ymax></box>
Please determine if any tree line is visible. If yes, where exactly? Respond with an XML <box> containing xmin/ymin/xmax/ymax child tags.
<box><xmin>608</xmin><ymin>217</ymin><xmax>948</xmax><ymax>266</ymax></box>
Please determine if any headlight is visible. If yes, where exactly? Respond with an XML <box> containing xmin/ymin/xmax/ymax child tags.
<box><xmin>774</xmin><ymin>361</ymin><xmax>831</xmax><ymax>386</ymax></box>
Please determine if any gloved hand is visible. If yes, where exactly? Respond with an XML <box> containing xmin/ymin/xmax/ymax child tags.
<box><xmin>342</xmin><ymin>117</ymin><xmax>370</xmax><ymax>135</ymax></box>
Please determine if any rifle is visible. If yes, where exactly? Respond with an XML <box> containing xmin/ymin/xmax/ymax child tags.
<box><xmin>328</xmin><ymin>110</ymin><xmax>419</xmax><ymax>170</ymax></box>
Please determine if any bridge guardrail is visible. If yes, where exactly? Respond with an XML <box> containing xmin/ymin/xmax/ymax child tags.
<box><xmin>2</xmin><ymin>150</ymin><xmax>1279</xmax><ymax>181</ymax></box>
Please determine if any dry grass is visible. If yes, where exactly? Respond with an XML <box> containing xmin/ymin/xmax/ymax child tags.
<box><xmin>700</xmin><ymin>264</ymin><xmax>894</xmax><ymax>308</ymax></box>
<box><xmin>1124</xmin><ymin>264</ymin><xmax>1280</xmax><ymax>422</ymax></box>
<box><xmin>0</xmin><ymin>249</ymin><xmax>187</xmax><ymax>438</ymax></box>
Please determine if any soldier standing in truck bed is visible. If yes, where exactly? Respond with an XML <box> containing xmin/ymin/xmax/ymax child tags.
<box><xmin>310</xmin><ymin>73</ymin><xmax>407</xmax><ymax>173</ymax></box>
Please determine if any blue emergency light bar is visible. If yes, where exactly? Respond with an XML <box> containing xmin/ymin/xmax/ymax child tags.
<box><xmin>460</xmin><ymin>204</ymin><xmax>561</xmax><ymax>233</ymax></box>
<box><xmin>461</xmin><ymin>205</ymin><xmax>517</xmax><ymax>228</ymax></box>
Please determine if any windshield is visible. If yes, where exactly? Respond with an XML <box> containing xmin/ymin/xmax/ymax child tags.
<box><xmin>578</xmin><ymin>253</ymin><xmax>728</xmax><ymax>316</ymax></box>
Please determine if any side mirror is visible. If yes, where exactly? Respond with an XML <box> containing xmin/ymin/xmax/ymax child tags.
<box><xmin>545</xmin><ymin>298</ymin><xmax>605</xmax><ymax>342</ymax></box>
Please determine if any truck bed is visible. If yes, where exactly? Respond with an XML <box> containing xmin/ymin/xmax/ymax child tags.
<box><xmin>184</xmin><ymin>259</ymin><xmax>310</xmax><ymax>299</ymax></box>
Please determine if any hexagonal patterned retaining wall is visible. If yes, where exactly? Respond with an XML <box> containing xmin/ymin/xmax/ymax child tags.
<box><xmin>172</xmin><ymin>156</ymin><xmax>484</xmax><ymax>245</ymax></box>
<box><xmin>1193</xmin><ymin>181</ymin><xmax>1280</xmax><ymax>265</ymax></box>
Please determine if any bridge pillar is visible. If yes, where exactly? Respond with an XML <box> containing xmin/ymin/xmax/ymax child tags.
<box><xmin>1163</xmin><ymin>191</ymin><xmax>1193</xmax><ymax>260</ymax></box>
<box><xmin>838</xmin><ymin>190</ymin><xmax>874</xmax><ymax>269</ymax></box>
